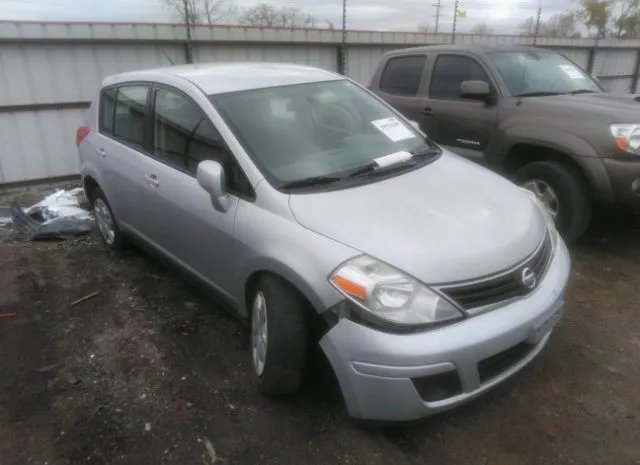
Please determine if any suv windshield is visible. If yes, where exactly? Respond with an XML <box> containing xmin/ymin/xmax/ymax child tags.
<box><xmin>488</xmin><ymin>52</ymin><xmax>602</xmax><ymax>97</ymax></box>
<box><xmin>211</xmin><ymin>80</ymin><xmax>436</xmax><ymax>188</ymax></box>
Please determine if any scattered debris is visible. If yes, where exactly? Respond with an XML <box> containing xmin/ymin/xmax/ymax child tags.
<box><xmin>0</xmin><ymin>313</ymin><xmax>17</xmax><ymax>319</ymax></box>
<box><xmin>8</xmin><ymin>188</ymin><xmax>92</xmax><ymax>241</ymax></box>
<box><xmin>70</xmin><ymin>291</ymin><xmax>100</xmax><ymax>307</ymax></box>
<box><xmin>145</xmin><ymin>423</ymin><xmax>152</xmax><ymax>432</ymax></box>
<box><xmin>67</xmin><ymin>374</ymin><xmax>82</xmax><ymax>386</ymax></box>
<box><xmin>204</xmin><ymin>439</ymin><xmax>218</xmax><ymax>464</ymax></box>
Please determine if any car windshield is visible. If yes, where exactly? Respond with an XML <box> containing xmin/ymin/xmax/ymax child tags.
<box><xmin>488</xmin><ymin>52</ymin><xmax>602</xmax><ymax>97</ymax></box>
<box><xmin>211</xmin><ymin>80</ymin><xmax>435</xmax><ymax>187</ymax></box>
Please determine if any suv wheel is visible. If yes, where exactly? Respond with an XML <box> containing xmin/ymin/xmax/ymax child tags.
<box><xmin>92</xmin><ymin>188</ymin><xmax>126</xmax><ymax>249</ymax></box>
<box><xmin>516</xmin><ymin>161</ymin><xmax>591</xmax><ymax>242</ymax></box>
<box><xmin>250</xmin><ymin>275</ymin><xmax>308</xmax><ymax>396</ymax></box>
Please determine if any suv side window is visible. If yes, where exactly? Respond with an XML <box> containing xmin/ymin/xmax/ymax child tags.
<box><xmin>430</xmin><ymin>55</ymin><xmax>490</xmax><ymax>100</ymax></box>
<box><xmin>379</xmin><ymin>55</ymin><xmax>427</xmax><ymax>96</ymax></box>
<box><xmin>152</xmin><ymin>88</ymin><xmax>252</xmax><ymax>196</ymax></box>
<box><xmin>112</xmin><ymin>86</ymin><xmax>149</xmax><ymax>149</ymax></box>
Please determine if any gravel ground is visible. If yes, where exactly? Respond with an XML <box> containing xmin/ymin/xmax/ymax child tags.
<box><xmin>0</xmin><ymin>183</ymin><xmax>639</xmax><ymax>465</ymax></box>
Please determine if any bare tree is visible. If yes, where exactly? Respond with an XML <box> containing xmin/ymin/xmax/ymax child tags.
<box><xmin>417</xmin><ymin>22</ymin><xmax>432</xmax><ymax>33</ymax></box>
<box><xmin>326</xmin><ymin>20</ymin><xmax>336</xmax><ymax>30</ymax></box>
<box><xmin>163</xmin><ymin>0</ymin><xmax>236</xmax><ymax>25</ymax></box>
<box><xmin>541</xmin><ymin>12</ymin><xmax>578</xmax><ymax>37</ymax></box>
<box><xmin>240</xmin><ymin>2</ymin><xmax>318</xmax><ymax>27</ymax></box>
<box><xmin>613</xmin><ymin>0</ymin><xmax>640</xmax><ymax>37</ymax></box>
<box><xmin>470</xmin><ymin>23</ymin><xmax>493</xmax><ymax>34</ymax></box>
<box><xmin>576</xmin><ymin>0</ymin><xmax>615</xmax><ymax>37</ymax></box>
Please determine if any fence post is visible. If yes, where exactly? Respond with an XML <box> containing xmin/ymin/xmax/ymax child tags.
<box><xmin>631</xmin><ymin>49</ymin><xmax>640</xmax><ymax>94</ymax></box>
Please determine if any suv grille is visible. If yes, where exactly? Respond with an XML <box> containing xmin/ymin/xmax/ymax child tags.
<box><xmin>439</xmin><ymin>231</ymin><xmax>554</xmax><ymax>310</ymax></box>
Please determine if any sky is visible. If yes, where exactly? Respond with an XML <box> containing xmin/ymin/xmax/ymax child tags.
<box><xmin>0</xmin><ymin>0</ymin><xmax>576</xmax><ymax>34</ymax></box>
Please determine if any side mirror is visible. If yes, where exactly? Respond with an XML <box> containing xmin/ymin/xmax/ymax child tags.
<box><xmin>460</xmin><ymin>80</ymin><xmax>491</xmax><ymax>101</ymax></box>
<box><xmin>196</xmin><ymin>160</ymin><xmax>230</xmax><ymax>212</ymax></box>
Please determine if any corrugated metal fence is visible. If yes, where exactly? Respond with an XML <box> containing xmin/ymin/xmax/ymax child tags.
<box><xmin>1</xmin><ymin>21</ymin><xmax>639</xmax><ymax>184</ymax></box>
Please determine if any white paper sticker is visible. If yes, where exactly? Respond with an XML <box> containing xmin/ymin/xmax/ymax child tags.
<box><xmin>559</xmin><ymin>64</ymin><xmax>585</xmax><ymax>80</ymax></box>
<box><xmin>374</xmin><ymin>151</ymin><xmax>413</xmax><ymax>168</ymax></box>
<box><xmin>371</xmin><ymin>117</ymin><xmax>416</xmax><ymax>142</ymax></box>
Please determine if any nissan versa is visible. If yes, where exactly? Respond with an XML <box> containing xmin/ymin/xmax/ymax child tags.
<box><xmin>77</xmin><ymin>63</ymin><xmax>571</xmax><ymax>421</ymax></box>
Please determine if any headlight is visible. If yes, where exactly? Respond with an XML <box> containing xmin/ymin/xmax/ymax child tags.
<box><xmin>329</xmin><ymin>255</ymin><xmax>463</xmax><ymax>330</ymax></box>
<box><xmin>610</xmin><ymin>124</ymin><xmax>640</xmax><ymax>155</ymax></box>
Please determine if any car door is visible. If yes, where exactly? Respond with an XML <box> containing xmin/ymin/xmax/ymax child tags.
<box><xmin>373</xmin><ymin>54</ymin><xmax>431</xmax><ymax>131</ymax></box>
<box><xmin>94</xmin><ymin>84</ymin><xmax>159</xmax><ymax>236</ymax></box>
<box><xmin>142</xmin><ymin>85</ymin><xmax>252</xmax><ymax>301</ymax></box>
<box><xmin>423</xmin><ymin>53</ymin><xmax>499</xmax><ymax>164</ymax></box>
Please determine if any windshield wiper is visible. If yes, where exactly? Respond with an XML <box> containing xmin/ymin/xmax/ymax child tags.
<box><xmin>515</xmin><ymin>91</ymin><xmax>565</xmax><ymax>97</ymax></box>
<box><xmin>570</xmin><ymin>89</ymin><xmax>598</xmax><ymax>95</ymax></box>
<box><xmin>280</xmin><ymin>175</ymin><xmax>342</xmax><ymax>190</ymax></box>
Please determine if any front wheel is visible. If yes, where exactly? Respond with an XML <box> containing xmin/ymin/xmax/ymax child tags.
<box><xmin>250</xmin><ymin>275</ymin><xmax>309</xmax><ymax>396</ymax></box>
<box><xmin>516</xmin><ymin>161</ymin><xmax>591</xmax><ymax>243</ymax></box>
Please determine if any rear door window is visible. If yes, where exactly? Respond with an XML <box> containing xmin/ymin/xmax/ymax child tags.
<box><xmin>99</xmin><ymin>88</ymin><xmax>117</xmax><ymax>135</ymax></box>
<box><xmin>112</xmin><ymin>85</ymin><xmax>150</xmax><ymax>150</ymax></box>
<box><xmin>379</xmin><ymin>55</ymin><xmax>427</xmax><ymax>96</ymax></box>
<box><xmin>429</xmin><ymin>55</ymin><xmax>490</xmax><ymax>100</ymax></box>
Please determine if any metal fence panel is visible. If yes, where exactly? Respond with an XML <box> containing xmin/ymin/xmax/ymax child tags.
<box><xmin>193</xmin><ymin>43</ymin><xmax>337</xmax><ymax>72</ymax></box>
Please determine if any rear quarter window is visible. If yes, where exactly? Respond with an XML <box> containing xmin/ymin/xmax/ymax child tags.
<box><xmin>99</xmin><ymin>88</ymin><xmax>117</xmax><ymax>135</ymax></box>
<box><xmin>379</xmin><ymin>55</ymin><xmax>427</xmax><ymax>96</ymax></box>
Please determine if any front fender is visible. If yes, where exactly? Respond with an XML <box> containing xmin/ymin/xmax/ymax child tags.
<box><xmin>495</xmin><ymin>125</ymin><xmax>613</xmax><ymax>204</ymax></box>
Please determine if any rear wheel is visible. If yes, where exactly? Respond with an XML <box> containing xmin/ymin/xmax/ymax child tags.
<box><xmin>516</xmin><ymin>161</ymin><xmax>591</xmax><ymax>242</ymax></box>
<box><xmin>250</xmin><ymin>275</ymin><xmax>308</xmax><ymax>396</ymax></box>
<box><xmin>92</xmin><ymin>188</ymin><xmax>126</xmax><ymax>249</ymax></box>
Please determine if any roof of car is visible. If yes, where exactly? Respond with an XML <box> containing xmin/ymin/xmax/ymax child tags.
<box><xmin>385</xmin><ymin>43</ymin><xmax>547</xmax><ymax>56</ymax></box>
<box><xmin>103</xmin><ymin>63</ymin><xmax>343</xmax><ymax>95</ymax></box>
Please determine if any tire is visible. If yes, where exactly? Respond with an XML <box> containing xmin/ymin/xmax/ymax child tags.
<box><xmin>516</xmin><ymin>161</ymin><xmax>591</xmax><ymax>243</ymax></box>
<box><xmin>92</xmin><ymin>188</ymin><xmax>126</xmax><ymax>250</ymax></box>
<box><xmin>250</xmin><ymin>275</ymin><xmax>309</xmax><ymax>396</ymax></box>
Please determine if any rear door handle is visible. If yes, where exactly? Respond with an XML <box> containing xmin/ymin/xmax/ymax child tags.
<box><xmin>145</xmin><ymin>173</ymin><xmax>159</xmax><ymax>187</ymax></box>
<box><xmin>96</xmin><ymin>147</ymin><xmax>107</xmax><ymax>158</ymax></box>
<box><xmin>421</xmin><ymin>107</ymin><xmax>434</xmax><ymax>116</ymax></box>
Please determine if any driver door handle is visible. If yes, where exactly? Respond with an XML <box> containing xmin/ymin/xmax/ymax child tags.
<box><xmin>421</xmin><ymin>107</ymin><xmax>434</xmax><ymax>116</ymax></box>
<box><xmin>145</xmin><ymin>173</ymin><xmax>159</xmax><ymax>187</ymax></box>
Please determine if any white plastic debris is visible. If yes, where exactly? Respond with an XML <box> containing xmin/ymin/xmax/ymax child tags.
<box><xmin>27</xmin><ymin>188</ymin><xmax>91</xmax><ymax>225</ymax></box>
<box><xmin>145</xmin><ymin>423</ymin><xmax>152</xmax><ymax>432</ymax></box>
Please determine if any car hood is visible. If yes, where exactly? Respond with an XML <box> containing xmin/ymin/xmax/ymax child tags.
<box><xmin>519</xmin><ymin>92</ymin><xmax>640</xmax><ymax>122</ymax></box>
<box><xmin>289</xmin><ymin>153</ymin><xmax>547</xmax><ymax>284</ymax></box>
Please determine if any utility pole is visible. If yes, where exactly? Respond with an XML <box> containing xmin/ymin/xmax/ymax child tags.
<box><xmin>533</xmin><ymin>5</ymin><xmax>542</xmax><ymax>46</ymax></box>
<box><xmin>183</xmin><ymin>0</ymin><xmax>193</xmax><ymax>63</ymax></box>
<box><xmin>451</xmin><ymin>0</ymin><xmax>459</xmax><ymax>44</ymax></box>
<box><xmin>340</xmin><ymin>0</ymin><xmax>348</xmax><ymax>75</ymax></box>
<box><xmin>433</xmin><ymin>0</ymin><xmax>442</xmax><ymax>34</ymax></box>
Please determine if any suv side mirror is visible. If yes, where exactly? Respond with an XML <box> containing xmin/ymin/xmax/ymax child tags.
<box><xmin>197</xmin><ymin>160</ymin><xmax>230</xmax><ymax>212</ymax></box>
<box><xmin>460</xmin><ymin>80</ymin><xmax>491</xmax><ymax>101</ymax></box>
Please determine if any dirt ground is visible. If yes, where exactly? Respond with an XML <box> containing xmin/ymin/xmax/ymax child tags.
<box><xmin>1</xmin><ymin>182</ymin><xmax>639</xmax><ymax>465</ymax></box>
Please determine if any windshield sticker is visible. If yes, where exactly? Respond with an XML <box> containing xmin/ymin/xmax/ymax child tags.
<box><xmin>559</xmin><ymin>64</ymin><xmax>585</xmax><ymax>80</ymax></box>
<box><xmin>371</xmin><ymin>117</ymin><xmax>416</xmax><ymax>142</ymax></box>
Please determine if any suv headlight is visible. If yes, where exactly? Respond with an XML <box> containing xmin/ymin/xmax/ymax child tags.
<box><xmin>329</xmin><ymin>255</ymin><xmax>463</xmax><ymax>330</ymax></box>
<box><xmin>610</xmin><ymin>124</ymin><xmax>640</xmax><ymax>155</ymax></box>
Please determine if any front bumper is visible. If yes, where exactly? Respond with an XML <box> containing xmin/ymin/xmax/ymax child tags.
<box><xmin>320</xmin><ymin>236</ymin><xmax>571</xmax><ymax>422</ymax></box>
<box><xmin>602</xmin><ymin>158</ymin><xmax>640</xmax><ymax>210</ymax></box>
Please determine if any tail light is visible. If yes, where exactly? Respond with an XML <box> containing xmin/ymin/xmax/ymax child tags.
<box><xmin>76</xmin><ymin>126</ymin><xmax>90</xmax><ymax>146</ymax></box>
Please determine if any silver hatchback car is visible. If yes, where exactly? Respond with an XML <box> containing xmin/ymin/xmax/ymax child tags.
<box><xmin>77</xmin><ymin>63</ymin><xmax>570</xmax><ymax>422</ymax></box>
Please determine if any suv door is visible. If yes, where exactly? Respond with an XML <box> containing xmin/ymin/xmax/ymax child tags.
<box><xmin>424</xmin><ymin>53</ymin><xmax>499</xmax><ymax>163</ymax></box>
<box><xmin>374</xmin><ymin>54</ymin><xmax>430</xmax><ymax>129</ymax></box>
<box><xmin>96</xmin><ymin>84</ymin><xmax>156</xmax><ymax>235</ymax></box>
<box><xmin>144</xmin><ymin>85</ymin><xmax>253</xmax><ymax>300</ymax></box>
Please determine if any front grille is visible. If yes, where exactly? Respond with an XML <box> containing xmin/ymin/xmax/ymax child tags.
<box><xmin>478</xmin><ymin>342</ymin><xmax>535</xmax><ymax>383</ymax></box>
<box><xmin>439</xmin><ymin>231</ymin><xmax>554</xmax><ymax>310</ymax></box>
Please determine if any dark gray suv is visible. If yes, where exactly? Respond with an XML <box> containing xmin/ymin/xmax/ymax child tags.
<box><xmin>370</xmin><ymin>44</ymin><xmax>640</xmax><ymax>241</ymax></box>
